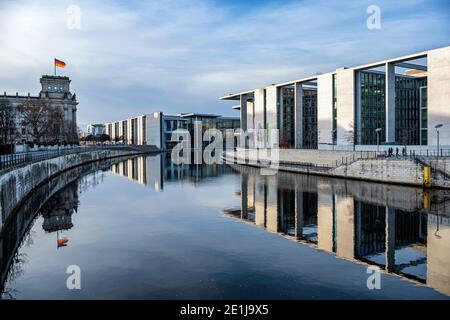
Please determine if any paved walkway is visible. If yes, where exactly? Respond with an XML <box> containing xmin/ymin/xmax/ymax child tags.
<box><xmin>229</xmin><ymin>148</ymin><xmax>379</xmax><ymax>167</ymax></box>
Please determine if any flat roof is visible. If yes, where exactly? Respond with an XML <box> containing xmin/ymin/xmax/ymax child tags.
<box><xmin>219</xmin><ymin>46</ymin><xmax>445</xmax><ymax>100</ymax></box>
<box><xmin>177</xmin><ymin>113</ymin><xmax>220</xmax><ymax>118</ymax></box>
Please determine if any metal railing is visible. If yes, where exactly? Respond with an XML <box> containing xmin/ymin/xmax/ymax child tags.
<box><xmin>224</xmin><ymin>148</ymin><xmax>450</xmax><ymax>175</ymax></box>
<box><xmin>0</xmin><ymin>146</ymin><xmax>125</xmax><ymax>172</ymax></box>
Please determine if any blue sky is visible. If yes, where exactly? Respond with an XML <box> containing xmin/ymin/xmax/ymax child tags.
<box><xmin>0</xmin><ymin>0</ymin><xmax>448</xmax><ymax>129</ymax></box>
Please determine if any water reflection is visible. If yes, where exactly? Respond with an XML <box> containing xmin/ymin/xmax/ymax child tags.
<box><xmin>224</xmin><ymin>165</ymin><xmax>450</xmax><ymax>296</ymax></box>
<box><xmin>0</xmin><ymin>157</ymin><xmax>117</xmax><ymax>299</ymax></box>
<box><xmin>1</xmin><ymin>154</ymin><xmax>449</xmax><ymax>299</ymax></box>
<box><xmin>109</xmin><ymin>153</ymin><xmax>235</xmax><ymax>190</ymax></box>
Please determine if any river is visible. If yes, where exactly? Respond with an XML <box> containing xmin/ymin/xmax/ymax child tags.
<box><xmin>1</xmin><ymin>153</ymin><xmax>449</xmax><ymax>299</ymax></box>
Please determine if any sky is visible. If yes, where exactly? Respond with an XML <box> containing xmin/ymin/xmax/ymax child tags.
<box><xmin>0</xmin><ymin>0</ymin><xmax>449</xmax><ymax>130</ymax></box>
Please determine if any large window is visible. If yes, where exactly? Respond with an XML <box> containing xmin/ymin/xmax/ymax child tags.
<box><xmin>303</xmin><ymin>89</ymin><xmax>317</xmax><ymax>149</ymax></box>
<box><xmin>420</xmin><ymin>86</ymin><xmax>428</xmax><ymax>145</ymax></box>
<box><xmin>395</xmin><ymin>77</ymin><xmax>427</xmax><ymax>145</ymax></box>
<box><xmin>360</xmin><ymin>71</ymin><xmax>386</xmax><ymax>145</ymax></box>
<box><xmin>280</xmin><ymin>87</ymin><xmax>295</xmax><ymax>148</ymax></box>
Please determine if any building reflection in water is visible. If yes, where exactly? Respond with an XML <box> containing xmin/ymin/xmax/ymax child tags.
<box><xmin>109</xmin><ymin>153</ymin><xmax>235</xmax><ymax>191</ymax></box>
<box><xmin>41</xmin><ymin>181</ymin><xmax>79</xmax><ymax>234</ymax></box>
<box><xmin>224</xmin><ymin>165</ymin><xmax>450</xmax><ymax>296</ymax></box>
<box><xmin>0</xmin><ymin>167</ymin><xmax>107</xmax><ymax>298</ymax></box>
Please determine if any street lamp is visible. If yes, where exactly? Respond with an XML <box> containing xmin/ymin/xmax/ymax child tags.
<box><xmin>375</xmin><ymin>128</ymin><xmax>382</xmax><ymax>153</ymax></box>
<box><xmin>435</xmin><ymin>124</ymin><xmax>443</xmax><ymax>157</ymax></box>
<box><xmin>331</xmin><ymin>129</ymin><xmax>337</xmax><ymax>151</ymax></box>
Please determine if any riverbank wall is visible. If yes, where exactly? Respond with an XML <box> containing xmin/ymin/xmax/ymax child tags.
<box><xmin>223</xmin><ymin>149</ymin><xmax>450</xmax><ymax>189</ymax></box>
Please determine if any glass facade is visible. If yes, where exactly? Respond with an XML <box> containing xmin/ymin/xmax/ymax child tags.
<box><xmin>360</xmin><ymin>71</ymin><xmax>386</xmax><ymax>145</ymax></box>
<box><xmin>303</xmin><ymin>89</ymin><xmax>318</xmax><ymax>149</ymax></box>
<box><xmin>359</xmin><ymin>71</ymin><xmax>427</xmax><ymax>145</ymax></box>
<box><xmin>395</xmin><ymin>77</ymin><xmax>427</xmax><ymax>145</ymax></box>
<box><xmin>142</xmin><ymin>116</ymin><xmax>146</xmax><ymax>144</ymax></box>
<box><xmin>420</xmin><ymin>86</ymin><xmax>428</xmax><ymax>145</ymax></box>
<box><xmin>279</xmin><ymin>86</ymin><xmax>317</xmax><ymax>149</ymax></box>
<box><xmin>280</xmin><ymin>87</ymin><xmax>295</xmax><ymax>148</ymax></box>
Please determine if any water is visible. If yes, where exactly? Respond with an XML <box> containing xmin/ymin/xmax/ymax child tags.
<box><xmin>1</xmin><ymin>154</ymin><xmax>449</xmax><ymax>299</ymax></box>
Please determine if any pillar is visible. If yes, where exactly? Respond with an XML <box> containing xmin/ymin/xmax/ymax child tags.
<box><xmin>355</xmin><ymin>71</ymin><xmax>362</xmax><ymax>145</ymax></box>
<box><xmin>241</xmin><ymin>173</ymin><xmax>248</xmax><ymax>219</ymax></box>
<box><xmin>427</xmin><ymin>46</ymin><xmax>450</xmax><ymax>146</ymax></box>
<box><xmin>295</xmin><ymin>190</ymin><xmax>304</xmax><ymax>240</ymax></box>
<box><xmin>240</xmin><ymin>94</ymin><xmax>248</xmax><ymax>148</ymax></box>
<box><xmin>385</xmin><ymin>207</ymin><xmax>396</xmax><ymax>272</ymax></box>
<box><xmin>294</xmin><ymin>83</ymin><xmax>303</xmax><ymax>148</ymax></box>
<box><xmin>336</xmin><ymin>68</ymin><xmax>355</xmax><ymax>146</ymax></box>
<box><xmin>317</xmin><ymin>74</ymin><xmax>333</xmax><ymax>147</ymax></box>
<box><xmin>386</xmin><ymin>62</ymin><xmax>396</xmax><ymax>143</ymax></box>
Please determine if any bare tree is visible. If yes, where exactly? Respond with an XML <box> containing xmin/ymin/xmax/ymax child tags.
<box><xmin>0</xmin><ymin>99</ymin><xmax>16</xmax><ymax>144</ymax></box>
<box><xmin>45</xmin><ymin>106</ymin><xmax>65</xmax><ymax>143</ymax></box>
<box><xmin>345</xmin><ymin>121</ymin><xmax>356</xmax><ymax>150</ymax></box>
<box><xmin>17</xmin><ymin>99</ymin><xmax>53</xmax><ymax>143</ymax></box>
<box><xmin>65</xmin><ymin>120</ymin><xmax>79</xmax><ymax>143</ymax></box>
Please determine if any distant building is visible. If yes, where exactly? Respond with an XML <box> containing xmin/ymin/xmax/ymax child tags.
<box><xmin>0</xmin><ymin>75</ymin><xmax>78</xmax><ymax>144</ymax></box>
<box><xmin>105</xmin><ymin>112</ymin><xmax>239</xmax><ymax>150</ymax></box>
<box><xmin>87</xmin><ymin>123</ymin><xmax>105</xmax><ymax>136</ymax></box>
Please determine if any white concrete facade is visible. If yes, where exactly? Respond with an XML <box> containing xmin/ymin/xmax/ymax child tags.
<box><xmin>220</xmin><ymin>46</ymin><xmax>450</xmax><ymax>151</ymax></box>
<box><xmin>105</xmin><ymin>114</ymin><xmax>152</xmax><ymax>146</ymax></box>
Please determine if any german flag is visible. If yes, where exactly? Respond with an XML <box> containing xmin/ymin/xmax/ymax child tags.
<box><xmin>55</xmin><ymin>58</ymin><xmax>66</xmax><ymax>68</ymax></box>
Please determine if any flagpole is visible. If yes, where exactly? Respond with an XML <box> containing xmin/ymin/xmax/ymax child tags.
<box><xmin>54</xmin><ymin>58</ymin><xmax>56</xmax><ymax>76</ymax></box>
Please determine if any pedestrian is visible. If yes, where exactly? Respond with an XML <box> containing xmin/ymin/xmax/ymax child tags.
<box><xmin>396</xmin><ymin>147</ymin><xmax>399</xmax><ymax>157</ymax></box>
<box><xmin>402</xmin><ymin>147</ymin><xmax>406</xmax><ymax>156</ymax></box>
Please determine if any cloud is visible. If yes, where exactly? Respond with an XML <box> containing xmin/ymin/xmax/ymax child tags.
<box><xmin>0</xmin><ymin>0</ymin><xmax>448</xmax><ymax>128</ymax></box>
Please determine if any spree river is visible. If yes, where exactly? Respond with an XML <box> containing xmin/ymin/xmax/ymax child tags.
<box><xmin>1</xmin><ymin>154</ymin><xmax>449</xmax><ymax>299</ymax></box>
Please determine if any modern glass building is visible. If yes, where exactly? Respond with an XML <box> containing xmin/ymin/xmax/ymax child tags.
<box><xmin>105</xmin><ymin>113</ymin><xmax>239</xmax><ymax>150</ymax></box>
<box><xmin>220</xmin><ymin>46</ymin><xmax>449</xmax><ymax>150</ymax></box>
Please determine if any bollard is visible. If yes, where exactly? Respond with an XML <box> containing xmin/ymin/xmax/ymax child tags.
<box><xmin>423</xmin><ymin>166</ymin><xmax>431</xmax><ymax>188</ymax></box>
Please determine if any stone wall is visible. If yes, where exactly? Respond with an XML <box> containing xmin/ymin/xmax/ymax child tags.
<box><xmin>225</xmin><ymin>150</ymin><xmax>450</xmax><ymax>188</ymax></box>
<box><xmin>332</xmin><ymin>158</ymin><xmax>422</xmax><ymax>185</ymax></box>
<box><xmin>0</xmin><ymin>149</ymin><xmax>137</xmax><ymax>231</ymax></box>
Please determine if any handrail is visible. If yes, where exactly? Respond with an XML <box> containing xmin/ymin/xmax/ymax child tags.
<box><xmin>0</xmin><ymin>146</ymin><xmax>128</xmax><ymax>173</ymax></box>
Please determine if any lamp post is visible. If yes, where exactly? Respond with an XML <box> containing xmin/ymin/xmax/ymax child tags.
<box><xmin>375</xmin><ymin>128</ymin><xmax>382</xmax><ymax>153</ymax></box>
<box><xmin>331</xmin><ymin>129</ymin><xmax>337</xmax><ymax>151</ymax></box>
<box><xmin>435</xmin><ymin>124</ymin><xmax>443</xmax><ymax>157</ymax></box>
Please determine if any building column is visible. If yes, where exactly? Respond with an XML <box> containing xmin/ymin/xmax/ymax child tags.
<box><xmin>241</xmin><ymin>173</ymin><xmax>248</xmax><ymax>219</ymax></box>
<box><xmin>295</xmin><ymin>190</ymin><xmax>304</xmax><ymax>240</ymax></box>
<box><xmin>294</xmin><ymin>83</ymin><xmax>303</xmax><ymax>148</ymax></box>
<box><xmin>355</xmin><ymin>71</ymin><xmax>362</xmax><ymax>145</ymax></box>
<box><xmin>240</xmin><ymin>94</ymin><xmax>248</xmax><ymax>148</ymax></box>
<box><xmin>385</xmin><ymin>207</ymin><xmax>396</xmax><ymax>272</ymax></box>
<box><xmin>386</xmin><ymin>62</ymin><xmax>396</xmax><ymax>143</ymax></box>
<box><xmin>278</xmin><ymin>87</ymin><xmax>284</xmax><ymax>142</ymax></box>
<box><xmin>317</xmin><ymin>74</ymin><xmax>333</xmax><ymax>147</ymax></box>
<box><xmin>336</xmin><ymin>68</ymin><xmax>355</xmax><ymax>146</ymax></box>
<box><xmin>427</xmin><ymin>46</ymin><xmax>450</xmax><ymax>147</ymax></box>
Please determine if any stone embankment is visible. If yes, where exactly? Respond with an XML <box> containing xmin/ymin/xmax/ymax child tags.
<box><xmin>223</xmin><ymin>149</ymin><xmax>450</xmax><ymax>188</ymax></box>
